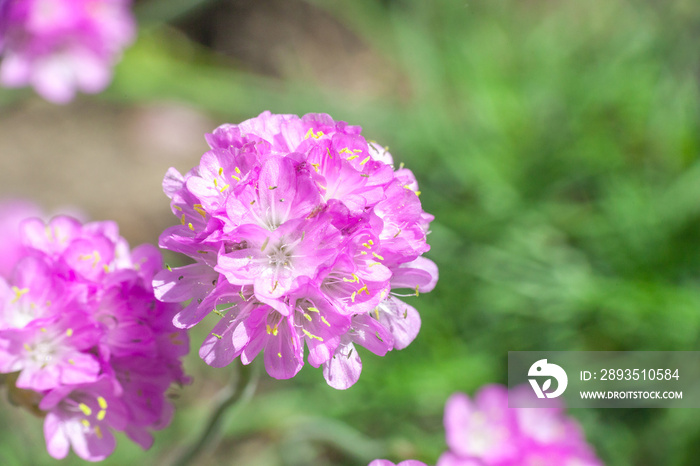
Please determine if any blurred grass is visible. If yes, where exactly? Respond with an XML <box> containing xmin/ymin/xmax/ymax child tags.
<box><xmin>3</xmin><ymin>0</ymin><xmax>700</xmax><ymax>464</ymax></box>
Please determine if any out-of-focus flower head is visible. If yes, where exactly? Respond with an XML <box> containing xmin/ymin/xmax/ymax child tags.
<box><xmin>0</xmin><ymin>199</ymin><xmax>42</xmax><ymax>277</ymax></box>
<box><xmin>155</xmin><ymin>111</ymin><xmax>438</xmax><ymax>389</ymax></box>
<box><xmin>437</xmin><ymin>385</ymin><xmax>603</xmax><ymax>466</ymax></box>
<box><xmin>0</xmin><ymin>215</ymin><xmax>189</xmax><ymax>461</ymax></box>
<box><xmin>0</xmin><ymin>0</ymin><xmax>135</xmax><ymax>103</ymax></box>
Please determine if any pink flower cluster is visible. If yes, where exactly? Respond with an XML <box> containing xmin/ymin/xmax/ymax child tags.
<box><xmin>156</xmin><ymin>111</ymin><xmax>438</xmax><ymax>389</ymax></box>
<box><xmin>0</xmin><ymin>0</ymin><xmax>135</xmax><ymax>103</ymax></box>
<box><xmin>0</xmin><ymin>215</ymin><xmax>189</xmax><ymax>461</ymax></box>
<box><xmin>437</xmin><ymin>385</ymin><xmax>603</xmax><ymax>466</ymax></box>
<box><xmin>370</xmin><ymin>385</ymin><xmax>603</xmax><ymax>466</ymax></box>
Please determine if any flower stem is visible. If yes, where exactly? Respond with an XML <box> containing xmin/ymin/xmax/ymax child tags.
<box><xmin>172</xmin><ymin>362</ymin><xmax>258</xmax><ymax>466</ymax></box>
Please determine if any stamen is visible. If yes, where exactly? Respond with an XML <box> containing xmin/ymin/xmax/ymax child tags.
<box><xmin>79</xmin><ymin>403</ymin><xmax>92</xmax><ymax>416</ymax></box>
<box><xmin>302</xmin><ymin>329</ymin><xmax>324</xmax><ymax>342</ymax></box>
<box><xmin>193</xmin><ymin>204</ymin><xmax>207</xmax><ymax>218</ymax></box>
<box><xmin>10</xmin><ymin>286</ymin><xmax>29</xmax><ymax>303</ymax></box>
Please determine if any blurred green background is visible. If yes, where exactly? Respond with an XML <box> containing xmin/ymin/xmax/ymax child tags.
<box><xmin>2</xmin><ymin>0</ymin><xmax>700</xmax><ymax>464</ymax></box>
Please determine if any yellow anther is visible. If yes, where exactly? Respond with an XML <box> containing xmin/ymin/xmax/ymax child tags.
<box><xmin>372</xmin><ymin>252</ymin><xmax>384</xmax><ymax>261</ymax></box>
<box><xmin>394</xmin><ymin>229</ymin><xmax>402</xmax><ymax>238</ymax></box>
<box><xmin>347</xmin><ymin>155</ymin><xmax>359</xmax><ymax>161</ymax></box>
<box><xmin>368</xmin><ymin>262</ymin><xmax>381</xmax><ymax>267</ymax></box>
<box><xmin>231</xmin><ymin>174</ymin><xmax>241</xmax><ymax>181</ymax></box>
<box><xmin>302</xmin><ymin>329</ymin><xmax>324</xmax><ymax>342</ymax></box>
<box><xmin>40</xmin><ymin>328</ymin><xmax>47</xmax><ymax>333</ymax></box>
<box><xmin>415</xmin><ymin>285</ymin><xmax>420</xmax><ymax>297</ymax></box>
<box><xmin>399</xmin><ymin>162</ymin><xmax>405</xmax><ymax>169</ymax></box>
<box><xmin>268</xmin><ymin>186</ymin><xmax>277</xmax><ymax>190</ymax></box>
<box><xmin>343</xmin><ymin>277</ymin><xmax>356</xmax><ymax>282</ymax></box>
<box><xmin>380</xmin><ymin>290</ymin><xmax>387</xmax><ymax>299</ymax></box>
<box><xmin>359</xmin><ymin>156</ymin><xmax>370</xmax><ymax>165</ymax></box>
<box><xmin>358</xmin><ymin>285</ymin><xmax>369</xmax><ymax>295</ymax></box>
<box><xmin>11</xmin><ymin>286</ymin><xmax>29</xmax><ymax>303</ymax></box>
<box><xmin>193</xmin><ymin>204</ymin><xmax>207</xmax><ymax>218</ymax></box>
<box><xmin>307</xmin><ymin>307</ymin><xmax>319</xmax><ymax>313</ymax></box>
<box><xmin>362</xmin><ymin>242</ymin><xmax>371</xmax><ymax>249</ymax></box>
<box><xmin>350</xmin><ymin>291</ymin><xmax>356</xmax><ymax>303</ymax></box>
<box><xmin>278</xmin><ymin>352</ymin><xmax>282</xmax><ymax>358</ymax></box>
<box><xmin>79</xmin><ymin>403</ymin><xmax>92</xmax><ymax>416</ymax></box>
<box><xmin>23</xmin><ymin>343</ymin><xmax>31</xmax><ymax>352</ymax></box>
<box><xmin>317</xmin><ymin>184</ymin><xmax>327</xmax><ymax>190</ymax></box>
<box><xmin>360</xmin><ymin>251</ymin><xmax>367</xmax><ymax>255</ymax></box>
<box><xmin>180</xmin><ymin>214</ymin><xmax>186</xmax><ymax>226</ymax></box>
<box><xmin>235</xmin><ymin>167</ymin><xmax>241</xmax><ymax>174</ymax></box>
<box><xmin>94</xmin><ymin>426</ymin><xmax>103</xmax><ymax>439</ymax></box>
<box><xmin>353</xmin><ymin>149</ymin><xmax>362</xmax><ymax>153</ymax></box>
<box><xmin>339</xmin><ymin>148</ymin><xmax>352</xmax><ymax>155</ymax></box>
<box><xmin>266</xmin><ymin>324</ymin><xmax>272</xmax><ymax>335</ymax></box>
<box><xmin>320</xmin><ymin>316</ymin><xmax>331</xmax><ymax>327</ymax></box>
<box><xmin>368</xmin><ymin>240</ymin><xmax>374</xmax><ymax>245</ymax></box>
<box><xmin>415</xmin><ymin>191</ymin><xmax>421</xmax><ymax>196</ymax></box>
<box><xmin>66</xmin><ymin>328</ymin><xmax>73</xmax><ymax>337</ymax></box>
<box><xmin>219</xmin><ymin>184</ymin><xmax>230</xmax><ymax>193</ymax></box>
<box><xmin>305</xmin><ymin>128</ymin><xmax>314</xmax><ymax>139</ymax></box>
<box><xmin>68</xmin><ymin>359</ymin><xmax>75</xmax><ymax>365</ymax></box>
<box><xmin>213</xmin><ymin>178</ymin><xmax>218</xmax><ymax>188</ymax></box>
<box><xmin>96</xmin><ymin>410</ymin><xmax>106</xmax><ymax>421</ymax></box>
<box><xmin>212</xmin><ymin>333</ymin><xmax>223</xmax><ymax>340</ymax></box>
<box><xmin>272</xmin><ymin>326</ymin><xmax>279</xmax><ymax>336</ymax></box>
<box><xmin>374</xmin><ymin>308</ymin><xmax>380</xmax><ymax>319</ymax></box>
<box><xmin>188</xmin><ymin>223</ymin><xmax>195</xmax><ymax>231</ymax></box>
<box><xmin>81</xmin><ymin>419</ymin><xmax>90</xmax><ymax>428</ymax></box>
<box><xmin>261</xmin><ymin>237</ymin><xmax>270</xmax><ymax>251</ymax></box>
<box><xmin>218</xmin><ymin>167</ymin><xmax>224</xmax><ymax>176</ymax></box>
<box><xmin>174</xmin><ymin>205</ymin><xmax>183</xmax><ymax>211</ymax></box>
<box><xmin>310</xmin><ymin>163</ymin><xmax>320</xmax><ymax>172</ymax></box>
<box><xmin>97</xmin><ymin>396</ymin><xmax>107</xmax><ymax>410</ymax></box>
<box><xmin>303</xmin><ymin>313</ymin><xmax>312</xmax><ymax>322</ymax></box>
<box><xmin>103</xmin><ymin>265</ymin><xmax>110</xmax><ymax>273</ymax></box>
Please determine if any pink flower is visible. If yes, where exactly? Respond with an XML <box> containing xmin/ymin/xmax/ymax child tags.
<box><xmin>437</xmin><ymin>385</ymin><xmax>603</xmax><ymax>466</ymax></box>
<box><xmin>0</xmin><ymin>216</ymin><xmax>189</xmax><ymax>461</ymax></box>
<box><xmin>0</xmin><ymin>0</ymin><xmax>135</xmax><ymax>103</ymax></box>
<box><xmin>0</xmin><ymin>199</ymin><xmax>42</xmax><ymax>277</ymax></box>
<box><xmin>156</xmin><ymin>111</ymin><xmax>438</xmax><ymax>389</ymax></box>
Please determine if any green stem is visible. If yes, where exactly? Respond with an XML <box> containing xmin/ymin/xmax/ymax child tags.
<box><xmin>172</xmin><ymin>362</ymin><xmax>258</xmax><ymax>466</ymax></box>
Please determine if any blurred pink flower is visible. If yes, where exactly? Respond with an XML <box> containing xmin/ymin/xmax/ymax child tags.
<box><xmin>437</xmin><ymin>385</ymin><xmax>603</xmax><ymax>466</ymax></box>
<box><xmin>0</xmin><ymin>0</ymin><xmax>135</xmax><ymax>103</ymax></box>
<box><xmin>0</xmin><ymin>199</ymin><xmax>42</xmax><ymax>277</ymax></box>
<box><xmin>0</xmin><ymin>216</ymin><xmax>189</xmax><ymax>461</ymax></box>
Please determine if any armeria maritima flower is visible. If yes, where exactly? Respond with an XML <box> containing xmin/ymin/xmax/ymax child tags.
<box><xmin>0</xmin><ymin>215</ymin><xmax>189</xmax><ymax>461</ymax></box>
<box><xmin>155</xmin><ymin>111</ymin><xmax>438</xmax><ymax>389</ymax></box>
<box><xmin>0</xmin><ymin>0</ymin><xmax>135</xmax><ymax>103</ymax></box>
<box><xmin>437</xmin><ymin>385</ymin><xmax>603</xmax><ymax>466</ymax></box>
<box><xmin>0</xmin><ymin>198</ymin><xmax>42</xmax><ymax>277</ymax></box>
